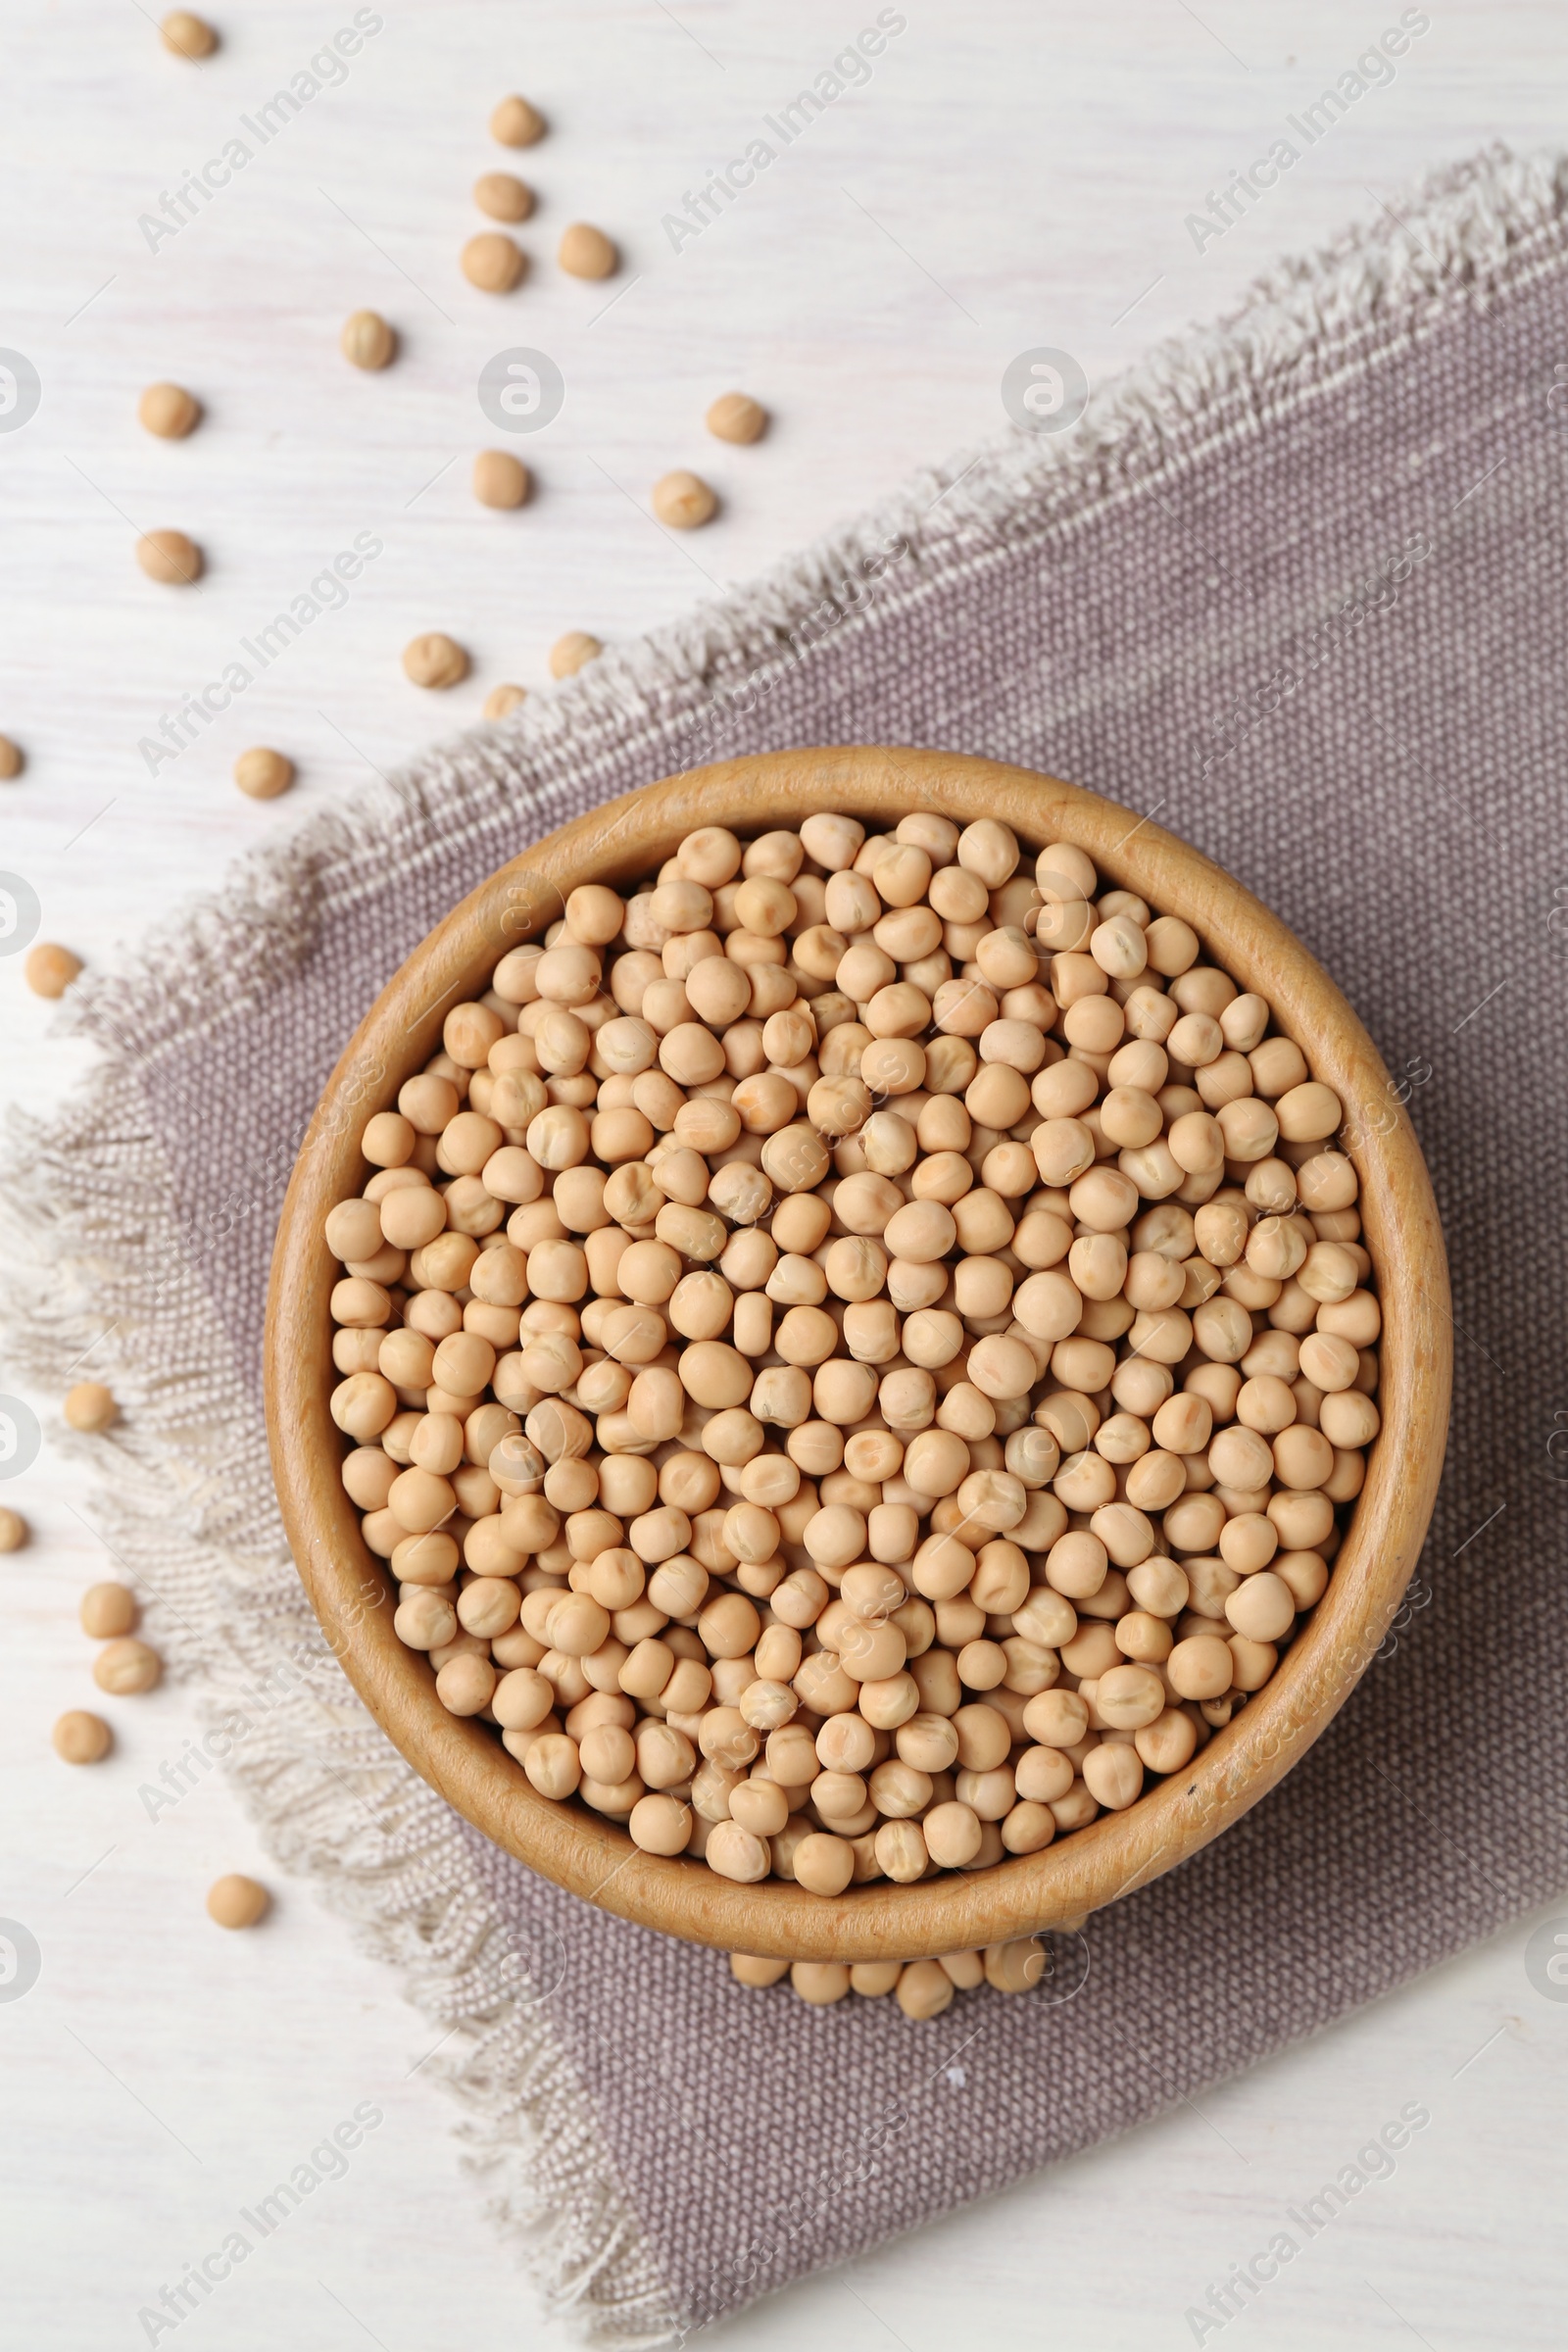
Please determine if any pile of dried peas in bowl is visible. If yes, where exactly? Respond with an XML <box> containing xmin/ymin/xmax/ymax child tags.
<box><xmin>324</xmin><ymin>810</ymin><xmax>1379</xmax><ymax>1935</ymax></box>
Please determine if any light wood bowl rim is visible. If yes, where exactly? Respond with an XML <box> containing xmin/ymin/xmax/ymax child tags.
<box><xmin>265</xmin><ymin>748</ymin><xmax>1451</xmax><ymax>1962</ymax></box>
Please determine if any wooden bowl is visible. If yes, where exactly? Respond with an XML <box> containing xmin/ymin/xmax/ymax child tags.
<box><xmin>266</xmin><ymin>749</ymin><xmax>1450</xmax><ymax>1963</ymax></box>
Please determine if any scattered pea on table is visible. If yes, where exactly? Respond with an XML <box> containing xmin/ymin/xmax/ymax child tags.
<box><xmin>53</xmin><ymin>1710</ymin><xmax>114</xmax><ymax>1764</ymax></box>
<box><xmin>490</xmin><ymin>94</ymin><xmax>545</xmax><ymax>147</ymax></box>
<box><xmin>233</xmin><ymin>748</ymin><xmax>295</xmax><ymax>801</ymax></box>
<box><xmin>558</xmin><ymin>223</ymin><xmax>617</xmax><ymax>279</ymax></box>
<box><xmin>403</xmin><ymin>634</ymin><xmax>469</xmax><ymax>689</ymax></box>
<box><xmin>207</xmin><ymin>1874</ymin><xmax>270</xmax><ymax>1929</ymax></box>
<box><xmin>138</xmin><ymin>381</ymin><xmax>201</xmax><ymax>437</ymax></box>
<box><xmin>707</xmin><ymin>393</ymin><xmax>768</xmax><ymax>444</ymax></box>
<box><xmin>653</xmin><ymin>471</ymin><xmax>718</xmax><ymax>529</ymax></box>
<box><xmin>340</xmin><ymin>311</ymin><xmax>396</xmax><ymax>369</ymax></box>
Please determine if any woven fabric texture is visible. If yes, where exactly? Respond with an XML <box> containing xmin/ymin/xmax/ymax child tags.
<box><xmin>7</xmin><ymin>148</ymin><xmax>1567</xmax><ymax>2342</ymax></box>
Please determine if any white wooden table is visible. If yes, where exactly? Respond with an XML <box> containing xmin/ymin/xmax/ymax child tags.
<box><xmin>4</xmin><ymin>5</ymin><xmax>1565</xmax><ymax>2345</ymax></box>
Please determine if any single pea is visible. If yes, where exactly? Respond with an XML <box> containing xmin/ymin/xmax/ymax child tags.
<box><xmin>730</xmin><ymin>1952</ymin><xmax>789</xmax><ymax>1987</ymax></box>
<box><xmin>53</xmin><ymin>1710</ymin><xmax>113</xmax><ymax>1764</ymax></box>
<box><xmin>25</xmin><ymin>944</ymin><xmax>82</xmax><ymax>999</ymax></box>
<box><xmin>550</xmin><ymin>630</ymin><xmax>602</xmax><ymax>678</ymax></box>
<box><xmin>474</xmin><ymin>172</ymin><xmax>535</xmax><ymax>222</ymax></box>
<box><xmin>79</xmin><ymin>1582</ymin><xmax>138</xmax><ymax>1638</ymax></box>
<box><xmin>341</xmin><ymin>311</ymin><xmax>396</xmax><ymax>369</ymax></box>
<box><xmin>161</xmin><ymin>11</ymin><xmax>217</xmax><ymax>58</ymax></box>
<box><xmin>462</xmin><ymin>232</ymin><xmax>526</xmax><ymax>292</ymax></box>
<box><xmin>403</xmin><ymin>633</ymin><xmax>469</xmax><ymax>689</ymax></box>
<box><xmin>473</xmin><ymin>450</ymin><xmax>531</xmax><ymax>509</ymax></box>
<box><xmin>93</xmin><ymin>1637</ymin><xmax>163</xmax><ymax>1694</ymax></box>
<box><xmin>138</xmin><ymin>381</ymin><xmax>201</xmax><ymax>437</ymax></box>
<box><xmin>558</xmin><ymin>222</ymin><xmax>617</xmax><ymax>279</ymax></box>
<box><xmin>233</xmin><ymin>747</ymin><xmax>295</xmax><ymax>800</ymax></box>
<box><xmin>490</xmin><ymin>94</ymin><xmax>546</xmax><ymax>147</ymax></box>
<box><xmin>64</xmin><ymin>1381</ymin><xmax>118</xmax><ymax>1432</ymax></box>
<box><xmin>652</xmin><ymin>470</ymin><xmax>717</xmax><ymax>529</ymax></box>
<box><xmin>207</xmin><ymin>1874</ymin><xmax>270</xmax><ymax>1929</ymax></box>
<box><xmin>706</xmin><ymin>392</ymin><xmax>768</xmax><ymax>444</ymax></box>
<box><xmin>135</xmin><ymin>528</ymin><xmax>202</xmax><ymax>585</ymax></box>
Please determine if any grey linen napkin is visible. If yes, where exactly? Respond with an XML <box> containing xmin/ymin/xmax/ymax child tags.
<box><xmin>8</xmin><ymin>147</ymin><xmax>1568</xmax><ymax>2345</ymax></box>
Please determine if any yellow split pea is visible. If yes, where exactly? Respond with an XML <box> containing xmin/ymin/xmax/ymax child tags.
<box><xmin>233</xmin><ymin>748</ymin><xmax>295</xmax><ymax>800</ymax></box>
<box><xmin>207</xmin><ymin>1874</ymin><xmax>270</xmax><ymax>1929</ymax></box>
<box><xmin>136</xmin><ymin>529</ymin><xmax>202</xmax><ymax>586</ymax></box>
<box><xmin>550</xmin><ymin>631</ymin><xmax>602</xmax><ymax>678</ymax></box>
<box><xmin>463</xmin><ymin>234</ymin><xmax>526</xmax><ymax>293</ymax></box>
<box><xmin>707</xmin><ymin>393</ymin><xmax>767</xmax><ymax>444</ymax></box>
<box><xmin>490</xmin><ymin>94</ymin><xmax>546</xmax><ymax>147</ymax></box>
<box><xmin>403</xmin><ymin>634</ymin><xmax>469</xmax><ymax>689</ymax></box>
<box><xmin>54</xmin><ymin>1710</ymin><xmax>113</xmax><ymax>1764</ymax></box>
<box><xmin>473</xmin><ymin>451</ymin><xmax>531</xmax><ymax>510</ymax></box>
<box><xmin>341</xmin><ymin>312</ymin><xmax>396</xmax><ymax>370</ymax></box>
<box><xmin>558</xmin><ymin>223</ymin><xmax>616</xmax><ymax>279</ymax></box>
<box><xmin>161</xmin><ymin>11</ymin><xmax>217</xmax><ymax>58</ymax></box>
<box><xmin>138</xmin><ymin>382</ymin><xmax>201</xmax><ymax>437</ymax></box>
<box><xmin>474</xmin><ymin>172</ymin><xmax>534</xmax><ymax>222</ymax></box>
<box><xmin>25</xmin><ymin>945</ymin><xmax>82</xmax><ymax>999</ymax></box>
<box><xmin>653</xmin><ymin>471</ymin><xmax>717</xmax><ymax>529</ymax></box>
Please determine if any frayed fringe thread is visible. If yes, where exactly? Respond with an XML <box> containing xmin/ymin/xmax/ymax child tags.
<box><xmin>2</xmin><ymin>144</ymin><xmax>1563</xmax><ymax>2347</ymax></box>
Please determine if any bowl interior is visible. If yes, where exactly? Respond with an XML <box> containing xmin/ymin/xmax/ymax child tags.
<box><xmin>265</xmin><ymin>748</ymin><xmax>1450</xmax><ymax>1962</ymax></box>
